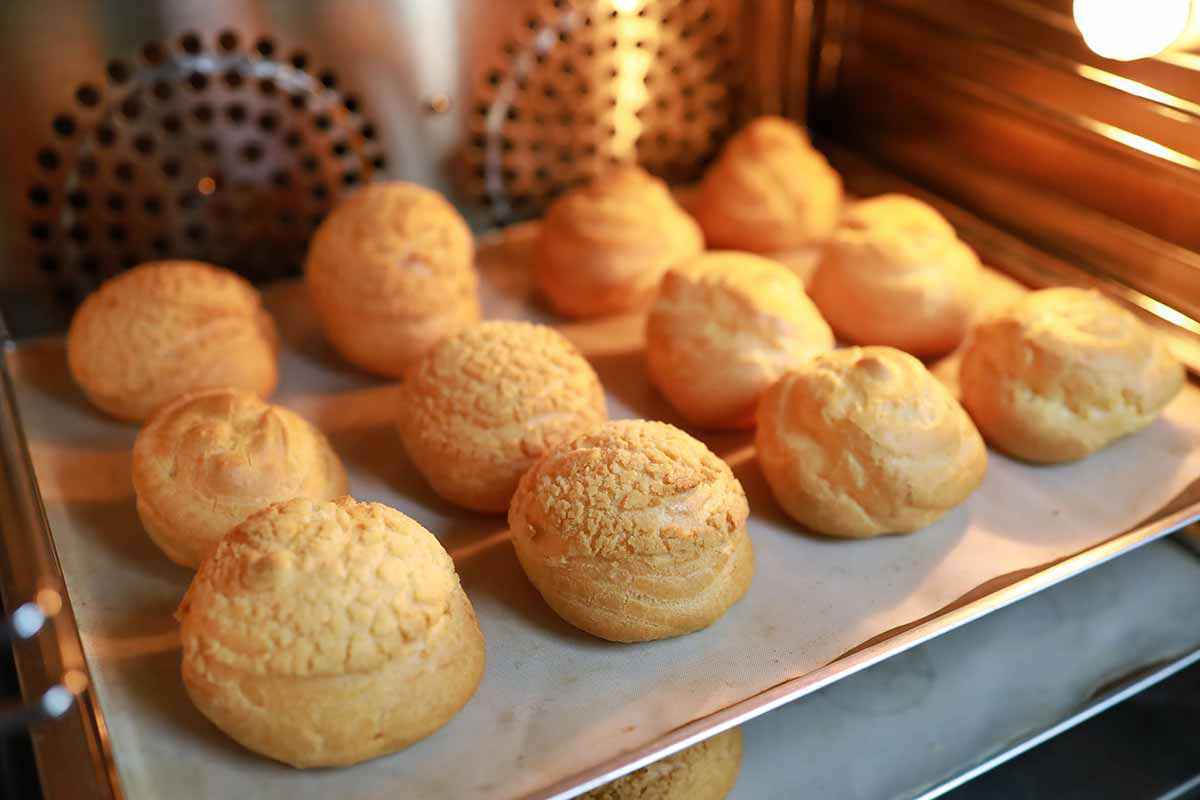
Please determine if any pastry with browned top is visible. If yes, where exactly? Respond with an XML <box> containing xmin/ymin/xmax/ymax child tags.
<box><xmin>692</xmin><ymin>116</ymin><xmax>843</xmax><ymax>252</ymax></box>
<box><xmin>534</xmin><ymin>166</ymin><xmax>704</xmax><ymax>317</ymax></box>
<box><xmin>397</xmin><ymin>320</ymin><xmax>607</xmax><ymax>512</ymax></box>
<box><xmin>508</xmin><ymin>420</ymin><xmax>753</xmax><ymax>642</ymax></box>
<box><xmin>66</xmin><ymin>260</ymin><xmax>278</xmax><ymax>421</ymax></box>
<box><xmin>646</xmin><ymin>251</ymin><xmax>834</xmax><ymax>429</ymax></box>
<box><xmin>305</xmin><ymin>182</ymin><xmax>480</xmax><ymax>377</ymax></box>
<box><xmin>757</xmin><ymin>346</ymin><xmax>987</xmax><ymax>538</ymax></box>
<box><xmin>178</xmin><ymin>497</ymin><xmax>486</xmax><ymax>768</ymax></box>
<box><xmin>960</xmin><ymin>287</ymin><xmax>1184</xmax><ymax>463</ymax></box>
<box><xmin>132</xmin><ymin>388</ymin><xmax>348</xmax><ymax>568</ymax></box>
<box><xmin>809</xmin><ymin>194</ymin><xmax>980</xmax><ymax>357</ymax></box>
<box><xmin>582</xmin><ymin>728</ymin><xmax>742</xmax><ymax>800</ymax></box>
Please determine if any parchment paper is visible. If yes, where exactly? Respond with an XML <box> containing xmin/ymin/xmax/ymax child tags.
<box><xmin>8</xmin><ymin>225</ymin><xmax>1200</xmax><ymax>799</ymax></box>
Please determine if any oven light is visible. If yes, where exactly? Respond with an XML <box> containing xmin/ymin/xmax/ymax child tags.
<box><xmin>1074</xmin><ymin>0</ymin><xmax>1200</xmax><ymax>61</ymax></box>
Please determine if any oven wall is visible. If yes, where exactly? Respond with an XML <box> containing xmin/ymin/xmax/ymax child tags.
<box><xmin>812</xmin><ymin>0</ymin><xmax>1200</xmax><ymax>322</ymax></box>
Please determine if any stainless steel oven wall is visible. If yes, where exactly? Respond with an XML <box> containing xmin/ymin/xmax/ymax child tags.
<box><xmin>0</xmin><ymin>0</ymin><xmax>802</xmax><ymax>307</ymax></box>
<box><xmin>812</xmin><ymin>0</ymin><xmax>1200</xmax><ymax>324</ymax></box>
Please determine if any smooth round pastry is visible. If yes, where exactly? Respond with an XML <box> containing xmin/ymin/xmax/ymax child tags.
<box><xmin>582</xmin><ymin>728</ymin><xmax>743</xmax><ymax>800</ymax></box>
<box><xmin>132</xmin><ymin>388</ymin><xmax>349</xmax><ymax>568</ymax></box>
<box><xmin>178</xmin><ymin>497</ymin><xmax>486</xmax><ymax>768</ymax></box>
<box><xmin>534</xmin><ymin>166</ymin><xmax>704</xmax><ymax>317</ymax></box>
<box><xmin>756</xmin><ymin>346</ymin><xmax>987</xmax><ymax>538</ymax></box>
<box><xmin>809</xmin><ymin>194</ymin><xmax>981</xmax><ymax>357</ymax></box>
<box><xmin>647</xmin><ymin>252</ymin><xmax>834</xmax><ymax>429</ymax></box>
<box><xmin>508</xmin><ymin>420</ymin><xmax>753</xmax><ymax>642</ymax></box>
<box><xmin>66</xmin><ymin>260</ymin><xmax>278</xmax><ymax>421</ymax></box>
<box><xmin>960</xmin><ymin>287</ymin><xmax>1185</xmax><ymax>463</ymax></box>
<box><xmin>305</xmin><ymin>181</ymin><xmax>480</xmax><ymax>377</ymax></box>
<box><xmin>397</xmin><ymin>321</ymin><xmax>608</xmax><ymax>512</ymax></box>
<box><xmin>692</xmin><ymin>116</ymin><xmax>843</xmax><ymax>252</ymax></box>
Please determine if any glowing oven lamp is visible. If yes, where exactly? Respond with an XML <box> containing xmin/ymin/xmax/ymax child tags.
<box><xmin>1074</xmin><ymin>0</ymin><xmax>1200</xmax><ymax>61</ymax></box>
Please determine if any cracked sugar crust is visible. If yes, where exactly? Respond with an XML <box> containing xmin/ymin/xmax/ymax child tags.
<box><xmin>132</xmin><ymin>388</ymin><xmax>349</xmax><ymax>567</ymax></box>
<box><xmin>66</xmin><ymin>260</ymin><xmax>278</xmax><ymax>421</ymax></box>
<box><xmin>400</xmin><ymin>321</ymin><xmax>606</xmax><ymax>457</ymax></box>
<box><xmin>178</xmin><ymin>497</ymin><xmax>462</xmax><ymax>678</ymax></box>
<box><xmin>398</xmin><ymin>321</ymin><xmax>608</xmax><ymax>510</ymax></box>
<box><xmin>510</xmin><ymin>420</ymin><xmax>749</xmax><ymax>559</ymax></box>
<box><xmin>581</xmin><ymin>728</ymin><xmax>742</xmax><ymax>800</ymax></box>
<box><xmin>305</xmin><ymin>181</ymin><xmax>478</xmax><ymax>319</ymax></box>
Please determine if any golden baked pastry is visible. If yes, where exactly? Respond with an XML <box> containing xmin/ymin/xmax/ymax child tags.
<box><xmin>66</xmin><ymin>260</ymin><xmax>278</xmax><ymax>421</ymax></box>
<box><xmin>647</xmin><ymin>252</ymin><xmax>834</xmax><ymax>429</ymax></box>
<box><xmin>178</xmin><ymin>496</ymin><xmax>486</xmax><ymax>768</ymax></box>
<box><xmin>808</xmin><ymin>194</ymin><xmax>981</xmax><ymax>357</ymax></box>
<box><xmin>305</xmin><ymin>181</ymin><xmax>480</xmax><ymax>377</ymax></box>
<box><xmin>582</xmin><ymin>728</ymin><xmax>743</xmax><ymax>800</ymax></box>
<box><xmin>756</xmin><ymin>346</ymin><xmax>987</xmax><ymax>538</ymax></box>
<box><xmin>508</xmin><ymin>420</ymin><xmax>753</xmax><ymax>642</ymax></box>
<box><xmin>398</xmin><ymin>320</ymin><xmax>608</xmax><ymax>512</ymax></box>
<box><xmin>692</xmin><ymin>116</ymin><xmax>843</xmax><ymax>252</ymax></box>
<box><xmin>960</xmin><ymin>287</ymin><xmax>1184</xmax><ymax>463</ymax></box>
<box><xmin>534</xmin><ymin>166</ymin><xmax>704</xmax><ymax>317</ymax></box>
<box><xmin>132</xmin><ymin>388</ymin><xmax>349</xmax><ymax>568</ymax></box>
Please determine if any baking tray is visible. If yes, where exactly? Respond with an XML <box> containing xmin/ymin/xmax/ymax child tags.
<box><xmin>3</xmin><ymin>210</ymin><xmax>1199</xmax><ymax>800</ymax></box>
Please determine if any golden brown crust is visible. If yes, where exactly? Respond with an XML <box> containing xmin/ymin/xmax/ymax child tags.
<box><xmin>177</xmin><ymin>497</ymin><xmax>486</xmax><ymax>768</ymax></box>
<box><xmin>534</xmin><ymin>167</ymin><xmax>704</xmax><ymax>318</ymax></box>
<box><xmin>809</xmin><ymin>194</ymin><xmax>980</xmax><ymax>357</ymax></box>
<box><xmin>305</xmin><ymin>182</ymin><xmax>481</xmax><ymax>377</ymax></box>
<box><xmin>646</xmin><ymin>252</ymin><xmax>834</xmax><ymax>429</ymax></box>
<box><xmin>756</xmin><ymin>346</ymin><xmax>987</xmax><ymax>538</ymax></box>
<box><xmin>960</xmin><ymin>287</ymin><xmax>1185</xmax><ymax>463</ymax></box>
<box><xmin>66</xmin><ymin>260</ymin><xmax>278</xmax><ymax>421</ymax></box>
<box><xmin>132</xmin><ymin>388</ymin><xmax>349</xmax><ymax>568</ymax></box>
<box><xmin>581</xmin><ymin>728</ymin><xmax>743</xmax><ymax>800</ymax></box>
<box><xmin>397</xmin><ymin>321</ymin><xmax>608</xmax><ymax>512</ymax></box>
<box><xmin>692</xmin><ymin>116</ymin><xmax>843</xmax><ymax>252</ymax></box>
<box><xmin>508</xmin><ymin>420</ymin><xmax>753</xmax><ymax>642</ymax></box>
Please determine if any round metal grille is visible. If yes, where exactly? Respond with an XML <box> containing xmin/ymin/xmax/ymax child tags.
<box><xmin>25</xmin><ymin>29</ymin><xmax>386</xmax><ymax>301</ymax></box>
<box><xmin>461</xmin><ymin>0</ymin><xmax>737</xmax><ymax>221</ymax></box>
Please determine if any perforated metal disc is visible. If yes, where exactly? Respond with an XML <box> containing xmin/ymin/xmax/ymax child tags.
<box><xmin>25</xmin><ymin>29</ymin><xmax>386</xmax><ymax>300</ymax></box>
<box><xmin>460</xmin><ymin>0</ymin><xmax>738</xmax><ymax>221</ymax></box>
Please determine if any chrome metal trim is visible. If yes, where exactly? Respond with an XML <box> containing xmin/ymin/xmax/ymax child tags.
<box><xmin>0</xmin><ymin>328</ymin><xmax>121</xmax><ymax>800</ymax></box>
<box><xmin>911</xmin><ymin>644</ymin><xmax>1200</xmax><ymax>800</ymax></box>
<box><xmin>540</xmin><ymin>499</ymin><xmax>1200</xmax><ymax>799</ymax></box>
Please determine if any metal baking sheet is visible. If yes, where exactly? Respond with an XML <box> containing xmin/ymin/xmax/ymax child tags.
<box><xmin>7</xmin><ymin>225</ymin><xmax>1200</xmax><ymax>799</ymax></box>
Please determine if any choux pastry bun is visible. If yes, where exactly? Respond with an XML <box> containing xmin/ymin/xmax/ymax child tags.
<box><xmin>508</xmin><ymin>420</ymin><xmax>753</xmax><ymax>642</ymax></box>
<box><xmin>582</xmin><ymin>728</ymin><xmax>743</xmax><ymax>800</ymax></box>
<box><xmin>534</xmin><ymin>166</ymin><xmax>704</xmax><ymax>317</ymax></box>
<box><xmin>692</xmin><ymin>116</ymin><xmax>843</xmax><ymax>252</ymax></box>
<box><xmin>398</xmin><ymin>320</ymin><xmax>608</xmax><ymax>512</ymax></box>
<box><xmin>132</xmin><ymin>388</ymin><xmax>349</xmax><ymax>568</ymax></box>
<box><xmin>66</xmin><ymin>260</ymin><xmax>278</xmax><ymax>421</ymax></box>
<box><xmin>960</xmin><ymin>287</ymin><xmax>1185</xmax><ymax>463</ymax></box>
<box><xmin>756</xmin><ymin>346</ymin><xmax>987</xmax><ymax>538</ymax></box>
<box><xmin>809</xmin><ymin>194</ymin><xmax>981</xmax><ymax>357</ymax></box>
<box><xmin>305</xmin><ymin>182</ymin><xmax>480</xmax><ymax>377</ymax></box>
<box><xmin>178</xmin><ymin>497</ymin><xmax>486</xmax><ymax>768</ymax></box>
<box><xmin>646</xmin><ymin>252</ymin><xmax>834</xmax><ymax>429</ymax></box>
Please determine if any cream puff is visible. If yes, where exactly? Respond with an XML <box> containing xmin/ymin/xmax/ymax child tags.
<box><xmin>66</xmin><ymin>260</ymin><xmax>278</xmax><ymax>421</ymax></box>
<box><xmin>646</xmin><ymin>251</ymin><xmax>834</xmax><ymax>429</ymax></box>
<box><xmin>305</xmin><ymin>181</ymin><xmax>480</xmax><ymax>377</ymax></box>
<box><xmin>756</xmin><ymin>346</ymin><xmax>987</xmax><ymax>538</ymax></box>
<box><xmin>178</xmin><ymin>496</ymin><xmax>486</xmax><ymax>767</ymax></box>
<box><xmin>960</xmin><ymin>287</ymin><xmax>1184</xmax><ymax>463</ymax></box>
<box><xmin>398</xmin><ymin>320</ymin><xmax>607</xmax><ymax>512</ymax></box>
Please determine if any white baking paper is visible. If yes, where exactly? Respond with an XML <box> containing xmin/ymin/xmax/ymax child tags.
<box><xmin>8</xmin><ymin>225</ymin><xmax>1200</xmax><ymax>799</ymax></box>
